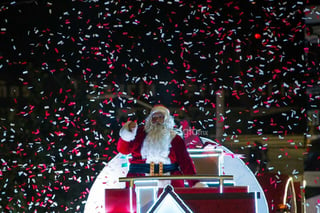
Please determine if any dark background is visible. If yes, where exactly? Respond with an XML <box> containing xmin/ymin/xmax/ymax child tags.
<box><xmin>0</xmin><ymin>0</ymin><xmax>318</xmax><ymax>212</ymax></box>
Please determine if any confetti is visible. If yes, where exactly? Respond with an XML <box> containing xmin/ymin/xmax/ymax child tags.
<box><xmin>0</xmin><ymin>0</ymin><xmax>314</xmax><ymax>212</ymax></box>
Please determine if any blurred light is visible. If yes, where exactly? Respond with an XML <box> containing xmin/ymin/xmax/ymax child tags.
<box><xmin>254</xmin><ymin>33</ymin><xmax>262</xmax><ymax>40</ymax></box>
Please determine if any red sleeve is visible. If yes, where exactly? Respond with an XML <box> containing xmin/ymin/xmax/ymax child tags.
<box><xmin>117</xmin><ymin>137</ymin><xmax>132</xmax><ymax>155</ymax></box>
<box><xmin>172</xmin><ymin>135</ymin><xmax>198</xmax><ymax>187</ymax></box>
<box><xmin>117</xmin><ymin>126</ymin><xmax>145</xmax><ymax>156</ymax></box>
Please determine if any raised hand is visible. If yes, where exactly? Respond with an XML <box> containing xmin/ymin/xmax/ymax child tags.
<box><xmin>128</xmin><ymin>121</ymin><xmax>137</xmax><ymax>132</ymax></box>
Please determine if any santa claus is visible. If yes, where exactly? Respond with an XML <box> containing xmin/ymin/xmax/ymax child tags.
<box><xmin>117</xmin><ymin>105</ymin><xmax>202</xmax><ymax>187</ymax></box>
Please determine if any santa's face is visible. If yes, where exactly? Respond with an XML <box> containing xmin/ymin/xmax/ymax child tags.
<box><xmin>142</xmin><ymin>112</ymin><xmax>171</xmax><ymax>164</ymax></box>
<box><xmin>151</xmin><ymin>112</ymin><xmax>165</xmax><ymax>125</ymax></box>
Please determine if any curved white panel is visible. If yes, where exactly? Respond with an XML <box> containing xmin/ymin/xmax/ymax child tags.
<box><xmin>84</xmin><ymin>154</ymin><xmax>129</xmax><ymax>213</ymax></box>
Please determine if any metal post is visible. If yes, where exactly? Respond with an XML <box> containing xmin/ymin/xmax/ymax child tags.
<box><xmin>216</xmin><ymin>89</ymin><xmax>224</xmax><ymax>143</ymax></box>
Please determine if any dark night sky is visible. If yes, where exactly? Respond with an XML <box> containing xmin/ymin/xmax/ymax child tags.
<box><xmin>0</xmin><ymin>0</ymin><xmax>317</xmax><ymax>212</ymax></box>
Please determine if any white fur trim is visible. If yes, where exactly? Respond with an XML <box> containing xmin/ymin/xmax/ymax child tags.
<box><xmin>193</xmin><ymin>182</ymin><xmax>209</xmax><ymax>188</ymax></box>
<box><xmin>119</xmin><ymin>121</ymin><xmax>137</xmax><ymax>142</ymax></box>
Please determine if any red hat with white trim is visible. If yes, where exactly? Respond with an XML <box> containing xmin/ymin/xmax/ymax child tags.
<box><xmin>150</xmin><ymin>105</ymin><xmax>170</xmax><ymax>119</ymax></box>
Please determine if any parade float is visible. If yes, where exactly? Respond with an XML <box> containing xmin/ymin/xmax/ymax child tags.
<box><xmin>83</xmin><ymin>129</ymin><xmax>303</xmax><ymax>213</ymax></box>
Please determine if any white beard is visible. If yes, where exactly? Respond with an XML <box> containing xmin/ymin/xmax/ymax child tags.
<box><xmin>141</xmin><ymin>123</ymin><xmax>172</xmax><ymax>164</ymax></box>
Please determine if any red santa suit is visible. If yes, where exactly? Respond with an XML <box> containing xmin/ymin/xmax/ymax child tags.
<box><xmin>117</xmin><ymin>106</ymin><xmax>198</xmax><ymax>187</ymax></box>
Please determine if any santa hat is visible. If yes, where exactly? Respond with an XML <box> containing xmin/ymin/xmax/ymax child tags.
<box><xmin>150</xmin><ymin>105</ymin><xmax>170</xmax><ymax>119</ymax></box>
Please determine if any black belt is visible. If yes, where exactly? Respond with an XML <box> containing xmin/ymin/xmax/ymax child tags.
<box><xmin>128</xmin><ymin>163</ymin><xmax>180</xmax><ymax>174</ymax></box>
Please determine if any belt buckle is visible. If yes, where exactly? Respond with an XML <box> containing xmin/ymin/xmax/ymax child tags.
<box><xmin>149</xmin><ymin>162</ymin><xmax>163</xmax><ymax>176</ymax></box>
